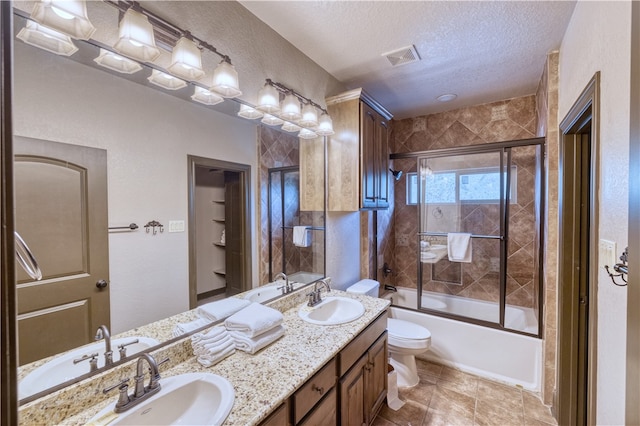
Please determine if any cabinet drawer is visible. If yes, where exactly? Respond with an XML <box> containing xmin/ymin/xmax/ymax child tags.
<box><xmin>259</xmin><ymin>401</ymin><xmax>289</xmax><ymax>426</ymax></box>
<box><xmin>299</xmin><ymin>387</ymin><xmax>336</xmax><ymax>426</ymax></box>
<box><xmin>339</xmin><ymin>310</ymin><xmax>387</xmax><ymax>376</ymax></box>
<box><xmin>293</xmin><ymin>357</ymin><xmax>337</xmax><ymax>424</ymax></box>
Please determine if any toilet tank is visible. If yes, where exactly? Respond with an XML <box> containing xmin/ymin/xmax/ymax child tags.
<box><xmin>346</xmin><ymin>279</ymin><xmax>380</xmax><ymax>297</ymax></box>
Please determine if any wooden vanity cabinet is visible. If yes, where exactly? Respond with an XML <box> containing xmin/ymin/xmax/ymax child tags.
<box><xmin>326</xmin><ymin>89</ymin><xmax>392</xmax><ymax>211</ymax></box>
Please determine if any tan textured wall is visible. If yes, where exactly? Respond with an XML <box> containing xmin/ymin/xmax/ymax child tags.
<box><xmin>537</xmin><ymin>51</ymin><xmax>559</xmax><ymax>405</ymax></box>
<box><xmin>391</xmin><ymin>96</ymin><xmax>538</xmax><ymax>305</ymax></box>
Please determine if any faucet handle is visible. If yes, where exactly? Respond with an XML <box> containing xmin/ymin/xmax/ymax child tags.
<box><xmin>103</xmin><ymin>378</ymin><xmax>131</xmax><ymax>409</ymax></box>
<box><xmin>148</xmin><ymin>358</ymin><xmax>170</xmax><ymax>390</ymax></box>
<box><xmin>117</xmin><ymin>339</ymin><xmax>140</xmax><ymax>359</ymax></box>
<box><xmin>73</xmin><ymin>352</ymin><xmax>99</xmax><ymax>372</ymax></box>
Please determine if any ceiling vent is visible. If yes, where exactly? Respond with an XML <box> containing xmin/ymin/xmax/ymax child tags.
<box><xmin>382</xmin><ymin>45</ymin><xmax>420</xmax><ymax>67</ymax></box>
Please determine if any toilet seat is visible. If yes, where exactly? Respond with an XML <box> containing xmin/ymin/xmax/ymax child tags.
<box><xmin>387</xmin><ymin>318</ymin><xmax>431</xmax><ymax>350</ymax></box>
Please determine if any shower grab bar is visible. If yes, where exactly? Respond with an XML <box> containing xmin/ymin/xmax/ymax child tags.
<box><xmin>418</xmin><ymin>232</ymin><xmax>503</xmax><ymax>240</ymax></box>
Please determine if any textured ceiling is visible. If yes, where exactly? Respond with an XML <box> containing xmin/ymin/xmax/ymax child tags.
<box><xmin>239</xmin><ymin>1</ymin><xmax>577</xmax><ymax>119</ymax></box>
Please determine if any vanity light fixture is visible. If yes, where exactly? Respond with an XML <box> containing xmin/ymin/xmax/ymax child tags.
<box><xmin>298</xmin><ymin>103</ymin><xmax>319</xmax><ymax>128</ymax></box>
<box><xmin>281</xmin><ymin>122</ymin><xmax>302</xmax><ymax>133</ymax></box>
<box><xmin>16</xmin><ymin>20</ymin><xmax>79</xmax><ymax>56</ymax></box>
<box><xmin>191</xmin><ymin>86</ymin><xmax>224</xmax><ymax>106</ymax></box>
<box><xmin>316</xmin><ymin>112</ymin><xmax>335</xmax><ymax>136</ymax></box>
<box><xmin>94</xmin><ymin>48</ymin><xmax>142</xmax><ymax>74</ymax></box>
<box><xmin>280</xmin><ymin>93</ymin><xmax>302</xmax><ymax>121</ymax></box>
<box><xmin>237</xmin><ymin>104</ymin><xmax>264</xmax><ymax>119</ymax></box>
<box><xmin>147</xmin><ymin>69</ymin><xmax>187</xmax><ymax>90</ymax></box>
<box><xmin>168</xmin><ymin>34</ymin><xmax>205</xmax><ymax>81</ymax></box>
<box><xmin>257</xmin><ymin>83</ymin><xmax>281</xmax><ymax>114</ymax></box>
<box><xmin>298</xmin><ymin>128</ymin><xmax>319</xmax><ymax>140</ymax></box>
<box><xmin>261</xmin><ymin>113</ymin><xmax>284</xmax><ymax>126</ymax></box>
<box><xmin>30</xmin><ymin>0</ymin><xmax>96</xmax><ymax>40</ymax></box>
<box><xmin>113</xmin><ymin>7</ymin><xmax>161</xmax><ymax>63</ymax></box>
<box><xmin>209</xmin><ymin>59</ymin><xmax>242</xmax><ymax>98</ymax></box>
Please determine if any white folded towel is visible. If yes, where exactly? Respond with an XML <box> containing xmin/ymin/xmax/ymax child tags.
<box><xmin>191</xmin><ymin>325</ymin><xmax>227</xmax><ymax>344</ymax></box>
<box><xmin>230</xmin><ymin>325</ymin><xmax>285</xmax><ymax>355</ymax></box>
<box><xmin>293</xmin><ymin>226</ymin><xmax>311</xmax><ymax>247</ymax></box>
<box><xmin>447</xmin><ymin>232</ymin><xmax>472</xmax><ymax>263</ymax></box>
<box><xmin>224</xmin><ymin>302</ymin><xmax>284</xmax><ymax>338</ymax></box>
<box><xmin>172</xmin><ymin>318</ymin><xmax>211</xmax><ymax>337</ymax></box>
<box><xmin>196</xmin><ymin>297</ymin><xmax>251</xmax><ymax>322</ymax></box>
<box><xmin>194</xmin><ymin>334</ymin><xmax>235</xmax><ymax>357</ymax></box>
<box><xmin>197</xmin><ymin>345</ymin><xmax>236</xmax><ymax>367</ymax></box>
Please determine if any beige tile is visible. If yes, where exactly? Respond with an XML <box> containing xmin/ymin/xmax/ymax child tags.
<box><xmin>474</xmin><ymin>399</ymin><xmax>524</xmax><ymax>426</ymax></box>
<box><xmin>428</xmin><ymin>386</ymin><xmax>476</xmax><ymax>422</ymax></box>
<box><xmin>372</xmin><ymin>415</ymin><xmax>399</xmax><ymax>426</ymax></box>
<box><xmin>400</xmin><ymin>381</ymin><xmax>436</xmax><ymax>407</ymax></box>
<box><xmin>423</xmin><ymin>408</ymin><xmax>474</xmax><ymax>426</ymax></box>
<box><xmin>524</xmin><ymin>416</ymin><xmax>557</xmax><ymax>426</ymax></box>
<box><xmin>476</xmin><ymin>379</ymin><xmax>523</xmax><ymax>413</ymax></box>
<box><xmin>437</xmin><ymin>377</ymin><xmax>479</xmax><ymax>399</ymax></box>
<box><xmin>523</xmin><ymin>391</ymin><xmax>556</xmax><ymax>424</ymax></box>
<box><xmin>416</xmin><ymin>359</ymin><xmax>443</xmax><ymax>378</ymax></box>
<box><xmin>378</xmin><ymin>400</ymin><xmax>428</xmax><ymax>426</ymax></box>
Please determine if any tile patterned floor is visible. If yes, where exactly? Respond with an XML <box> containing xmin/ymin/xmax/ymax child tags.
<box><xmin>374</xmin><ymin>359</ymin><xmax>557</xmax><ymax>426</ymax></box>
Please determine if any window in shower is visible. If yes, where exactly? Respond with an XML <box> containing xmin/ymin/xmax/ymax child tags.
<box><xmin>415</xmin><ymin>139</ymin><xmax>544</xmax><ymax>337</ymax></box>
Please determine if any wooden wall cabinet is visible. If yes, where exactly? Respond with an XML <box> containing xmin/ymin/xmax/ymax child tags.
<box><xmin>326</xmin><ymin>89</ymin><xmax>392</xmax><ymax>211</ymax></box>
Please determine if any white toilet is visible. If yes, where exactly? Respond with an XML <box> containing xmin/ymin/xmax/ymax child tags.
<box><xmin>346</xmin><ymin>279</ymin><xmax>432</xmax><ymax>388</ymax></box>
<box><xmin>386</xmin><ymin>318</ymin><xmax>431</xmax><ymax>388</ymax></box>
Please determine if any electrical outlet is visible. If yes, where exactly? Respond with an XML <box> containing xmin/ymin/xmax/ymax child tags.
<box><xmin>168</xmin><ymin>220</ymin><xmax>185</xmax><ymax>233</ymax></box>
<box><xmin>599</xmin><ymin>239</ymin><xmax>617</xmax><ymax>267</ymax></box>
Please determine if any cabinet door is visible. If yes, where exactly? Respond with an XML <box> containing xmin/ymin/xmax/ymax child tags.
<box><xmin>375</xmin><ymin>117</ymin><xmax>390</xmax><ymax>209</ymax></box>
<box><xmin>361</xmin><ymin>102</ymin><xmax>378</xmax><ymax>209</ymax></box>
<box><xmin>340</xmin><ymin>355</ymin><xmax>368</xmax><ymax>426</ymax></box>
<box><xmin>364</xmin><ymin>333</ymin><xmax>388</xmax><ymax>424</ymax></box>
<box><xmin>259</xmin><ymin>402</ymin><xmax>290</xmax><ymax>426</ymax></box>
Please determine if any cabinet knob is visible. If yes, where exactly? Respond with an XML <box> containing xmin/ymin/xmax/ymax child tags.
<box><xmin>311</xmin><ymin>384</ymin><xmax>324</xmax><ymax>395</ymax></box>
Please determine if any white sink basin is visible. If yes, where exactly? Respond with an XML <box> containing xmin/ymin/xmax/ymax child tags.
<box><xmin>298</xmin><ymin>296</ymin><xmax>365</xmax><ymax>325</ymax></box>
<box><xmin>88</xmin><ymin>373</ymin><xmax>234</xmax><ymax>426</ymax></box>
<box><xmin>244</xmin><ymin>283</ymin><xmax>292</xmax><ymax>303</ymax></box>
<box><xmin>19</xmin><ymin>336</ymin><xmax>159</xmax><ymax>399</ymax></box>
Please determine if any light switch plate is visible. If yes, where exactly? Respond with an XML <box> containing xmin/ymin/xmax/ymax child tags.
<box><xmin>168</xmin><ymin>220</ymin><xmax>185</xmax><ymax>233</ymax></box>
<box><xmin>599</xmin><ymin>239</ymin><xmax>617</xmax><ymax>267</ymax></box>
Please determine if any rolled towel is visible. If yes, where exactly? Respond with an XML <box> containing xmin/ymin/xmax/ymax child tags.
<box><xmin>224</xmin><ymin>302</ymin><xmax>284</xmax><ymax>338</ymax></box>
<box><xmin>197</xmin><ymin>345</ymin><xmax>236</xmax><ymax>367</ymax></box>
<box><xmin>172</xmin><ymin>318</ymin><xmax>210</xmax><ymax>337</ymax></box>
<box><xmin>191</xmin><ymin>325</ymin><xmax>227</xmax><ymax>345</ymax></box>
<box><xmin>197</xmin><ymin>297</ymin><xmax>251</xmax><ymax>322</ymax></box>
<box><xmin>230</xmin><ymin>325</ymin><xmax>285</xmax><ymax>355</ymax></box>
<box><xmin>193</xmin><ymin>334</ymin><xmax>235</xmax><ymax>357</ymax></box>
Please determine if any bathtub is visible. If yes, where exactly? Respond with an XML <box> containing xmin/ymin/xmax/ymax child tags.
<box><xmin>388</xmin><ymin>287</ymin><xmax>542</xmax><ymax>392</ymax></box>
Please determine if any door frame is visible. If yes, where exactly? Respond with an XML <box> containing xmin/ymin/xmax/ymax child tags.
<box><xmin>187</xmin><ymin>155</ymin><xmax>252</xmax><ymax>309</ymax></box>
<box><xmin>627</xmin><ymin>1</ymin><xmax>640</xmax><ymax>422</ymax></box>
<box><xmin>557</xmin><ymin>72</ymin><xmax>600</xmax><ymax>425</ymax></box>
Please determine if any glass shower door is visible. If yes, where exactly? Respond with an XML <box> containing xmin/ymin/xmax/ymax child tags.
<box><xmin>417</xmin><ymin>150</ymin><xmax>508</xmax><ymax>327</ymax></box>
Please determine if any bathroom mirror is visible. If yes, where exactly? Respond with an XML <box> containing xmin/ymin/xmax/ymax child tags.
<box><xmin>11</xmin><ymin>2</ymin><xmax>328</xmax><ymax>404</ymax></box>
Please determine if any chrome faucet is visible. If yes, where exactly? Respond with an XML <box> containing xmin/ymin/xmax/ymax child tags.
<box><xmin>95</xmin><ymin>325</ymin><xmax>113</xmax><ymax>366</ymax></box>
<box><xmin>275</xmin><ymin>272</ymin><xmax>293</xmax><ymax>294</ymax></box>
<box><xmin>307</xmin><ymin>279</ymin><xmax>331</xmax><ymax>307</ymax></box>
<box><xmin>103</xmin><ymin>353</ymin><xmax>169</xmax><ymax>413</ymax></box>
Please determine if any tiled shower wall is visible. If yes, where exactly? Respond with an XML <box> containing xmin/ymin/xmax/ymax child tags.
<box><xmin>390</xmin><ymin>95</ymin><xmax>539</xmax><ymax>311</ymax></box>
<box><xmin>258</xmin><ymin>125</ymin><xmax>299</xmax><ymax>285</ymax></box>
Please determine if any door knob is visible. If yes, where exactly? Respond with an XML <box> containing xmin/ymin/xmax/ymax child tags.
<box><xmin>96</xmin><ymin>279</ymin><xmax>108</xmax><ymax>289</ymax></box>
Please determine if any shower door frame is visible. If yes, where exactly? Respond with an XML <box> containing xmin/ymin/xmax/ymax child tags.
<box><xmin>392</xmin><ymin>137</ymin><xmax>545</xmax><ymax>338</ymax></box>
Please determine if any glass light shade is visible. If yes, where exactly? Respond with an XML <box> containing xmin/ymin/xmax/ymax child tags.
<box><xmin>237</xmin><ymin>104</ymin><xmax>264</xmax><ymax>119</ymax></box>
<box><xmin>113</xmin><ymin>8</ymin><xmax>161</xmax><ymax>63</ymax></box>
<box><xmin>168</xmin><ymin>37</ymin><xmax>205</xmax><ymax>81</ymax></box>
<box><xmin>281</xmin><ymin>122</ymin><xmax>301</xmax><ymax>133</ymax></box>
<box><xmin>30</xmin><ymin>0</ymin><xmax>95</xmax><ymax>40</ymax></box>
<box><xmin>298</xmin><ymin>104</ymin><xmax>319</xmax><ymax>128</ymax></box>
<box><xmin>147</xmin><ymin>69</ymin><xmax>187</xmax><ymax>90</ymax></box>
<box><xmin>210</xmin><ymin>61</ymin><xmax>242</xmax><ymax>98</ymax></box>
<box><xmin>261</xmin><ymin>114</ymin><xmax>284</xmax><ymax>126</ymax></box>
<box><xmin>298</xmin><ymin>128</ymin><xmax>318</xmax><ymax>140</ymax></box>
<box><xmin>191</xmin><ymin>86</ymin><xmax>224</xmax><ymax>106</ymax></box>
<box><xmin>280</xmin><ymin>93</ymin><xmax>301</xmax><ymax>121</ymax></box>
<box><xmin>316</xmin><ymin>113</ymin><xmax>335</xmax><ymax>136</ymax></box>
<box><xmin>16</xmin><ymin>20</ymin><xmax>78</xmax><ymax>56</ymax></box>
<box><xmin>94</xmin><ymin>48</ymin><xmax>142</xmax><ymax>74</ymax></box>
<box><xmin>257</xmin><ymin>84</ymin><xmax>280</xmax><ymax>114</ymax></box>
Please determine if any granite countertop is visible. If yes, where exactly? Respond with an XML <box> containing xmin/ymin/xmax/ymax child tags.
<box><xmin>51</xmin><ymin>290</ymin><xmax>390</xmax><ymax>425</ymax></box>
